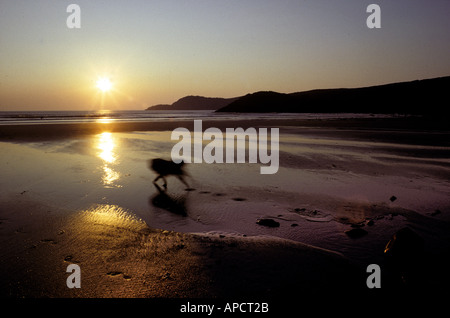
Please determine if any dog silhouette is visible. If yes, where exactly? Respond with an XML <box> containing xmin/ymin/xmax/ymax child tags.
<box><xmin>149</xmin><ymin>158</ymin><xmax>189</xmax><ymax>188</ymax></box>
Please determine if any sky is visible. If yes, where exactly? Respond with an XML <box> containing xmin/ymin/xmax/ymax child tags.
<box><xmin>0</xmin><ymin>0</ymin><xmax>449</xmax><ymax>111</ymax></box>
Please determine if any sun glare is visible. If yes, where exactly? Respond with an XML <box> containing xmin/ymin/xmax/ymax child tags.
<box><xmin>96</xmin><ymin>77</ymin><xmax>113</xmax><ymax>92</ymax></box>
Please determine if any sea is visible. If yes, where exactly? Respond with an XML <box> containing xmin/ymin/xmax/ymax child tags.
<box><xmin>0</xmin><ymin>110</ymin><xmax>396</xmax><ymax>125</ymax></box>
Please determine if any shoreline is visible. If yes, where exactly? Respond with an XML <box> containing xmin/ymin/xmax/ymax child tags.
<box><xmin>1</xmin><ymin>116</ymin><xmax>449</xmax><ymax>145</ymax></box>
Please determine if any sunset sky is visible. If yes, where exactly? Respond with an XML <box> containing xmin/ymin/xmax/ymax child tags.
<box><xmin>1</xmin><ymin>0</ymin><xmax>449</xmax><ymax>111</ymax></box>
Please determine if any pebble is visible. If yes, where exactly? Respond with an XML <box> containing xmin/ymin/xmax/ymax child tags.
<box><xmin>256</xmin><ymin>218</ymin><xmax>280</xmax><ymax>228</ymax></box>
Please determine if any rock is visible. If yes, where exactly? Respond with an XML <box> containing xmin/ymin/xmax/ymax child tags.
<box><xmin>384</xmin><ymin>227</ymin><xmax>424</xmax><ymax>259</ymax></box>
<box><xmin>344</xmin><ymin>228</ymin><xmax>368</xmax><ymax>238</ymax></box>
<box><xmin>256</xmin><ymin>218</ymin><xmax>280</xmax><ymax>228</ymax></box>
<box><xmin>366</xmin><ymin>220</ymin><xmax>375</xmax><ymax>226</ymax></box>
<box><xmin>384</xmin><ymin>227</ymin><xmax>425</xmax><ymax>285</ymax></box>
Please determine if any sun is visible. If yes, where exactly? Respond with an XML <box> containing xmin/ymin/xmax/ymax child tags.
<box><xmin>96</xmin><ymin>77</ymin><xmax>113</xmax><ymax>92</ymax></box>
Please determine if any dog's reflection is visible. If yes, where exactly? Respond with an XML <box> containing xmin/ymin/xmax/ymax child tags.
<box><xmin>149</xmin><ymin>183</ymin><xmax>188</xmax><ymax>216</ymax></box>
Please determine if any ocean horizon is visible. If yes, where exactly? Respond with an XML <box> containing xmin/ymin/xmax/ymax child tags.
<box><xmin>0</xmin><ymin>109</ymin><xmax>400</xmax><ymax>125</ymax></box>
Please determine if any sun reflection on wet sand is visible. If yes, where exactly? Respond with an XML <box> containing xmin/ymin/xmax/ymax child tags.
<box><xmin>96</xmin><ymin>132</ymin><xmax>121</xmax><ymax>187</ymax></box>
<box><xmin>102</xmin><ymin>166</ymin><xmax>120</xmax><ymax>186</ymax></box>
<box><xmin>83</xmin><ymin>204</ymin><xmax>147</xmax><ymax>230</ymax></box>
<box><xmin>97</xmin><ymin>132</ymin><xmax>116</xmax><ymax>163</ymax></box>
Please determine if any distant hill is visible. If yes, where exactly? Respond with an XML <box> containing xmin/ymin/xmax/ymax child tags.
<box><xmin>216</xmin><ymin>76</ymin><xmax>450</xmax><ymax>115</ymax></box>
<box><xmin>146</xmin><ymin>95</ymin><xmax>239</xmax><ymax>111</ymax></box>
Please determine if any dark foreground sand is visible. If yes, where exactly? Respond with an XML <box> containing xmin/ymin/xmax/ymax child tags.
<box><xmin>1</xmin><ymin>117</ymin><xmax>449</xmax><ymax>311</ymax></box>
<box><xmin>0</xmin><ymin>196</ymin><xmax>362</xmax><ymax>299</ymax></box>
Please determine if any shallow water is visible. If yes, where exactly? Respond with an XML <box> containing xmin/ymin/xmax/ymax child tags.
<box><xmin>1</xmin><ymin>125</ymin><xmax>449</xmax><ymax>265</ymax></box>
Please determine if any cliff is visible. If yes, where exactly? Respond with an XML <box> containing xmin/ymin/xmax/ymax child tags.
<box><xmin>216</xmin><ymin>76</ymin><xmax>450</xmax><ymax>115</ymax></box>
<box><xmin>147</xmin><ymin>95</ymin><xmax>239</xmax><ymax>111</ymax></box>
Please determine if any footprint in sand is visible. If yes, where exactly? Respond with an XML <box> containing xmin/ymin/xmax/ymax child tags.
<box><xmin>40</xmin><ymin>238</ymin><xmax>57</xmax><ymax>245</ymax></box>
<box><xmin>291</xmin><ymin>208</ymin><xmax>333</xmax><ymax>222</ymax></box>
<box><xmin>15</xmin><ymin>228</ymin><xmax>29</xmax><ymax>234</ymax></box>
<box><xmin>63</xmin><ymin>255</ymin><xmax>81</xmax><ymax>263</ymax></box>
<box><xmin>106</xmin><ymin>271</ymin><xmax>122</xmax><ymax>277</ymax></box>
<box><xmin>106</xmin><ymin>271</ymin><xmax>131</xmax><ymax>280</ymax></box>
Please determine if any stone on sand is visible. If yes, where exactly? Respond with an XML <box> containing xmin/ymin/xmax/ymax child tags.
<box><xmin>256</xmin><ymin>218</ymin><xmax>280</xmax><ymax>227</ymax></box>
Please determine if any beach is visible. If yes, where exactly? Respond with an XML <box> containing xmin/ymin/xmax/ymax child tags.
<box><xmin>1</xmin><ymin>116</ymin><xmax>450</xmax><ymax>306</ymax></box>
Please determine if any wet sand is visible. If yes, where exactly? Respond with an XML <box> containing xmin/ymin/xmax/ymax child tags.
<box><xmin>0</xmin><ymin>197</ymin><xmax>360</xmax><ymax>299</ymax></box>
<box><xmin>1</xmin><ymin>117</ymin><xmax>450</xmax><ymax>309</ymax></box>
